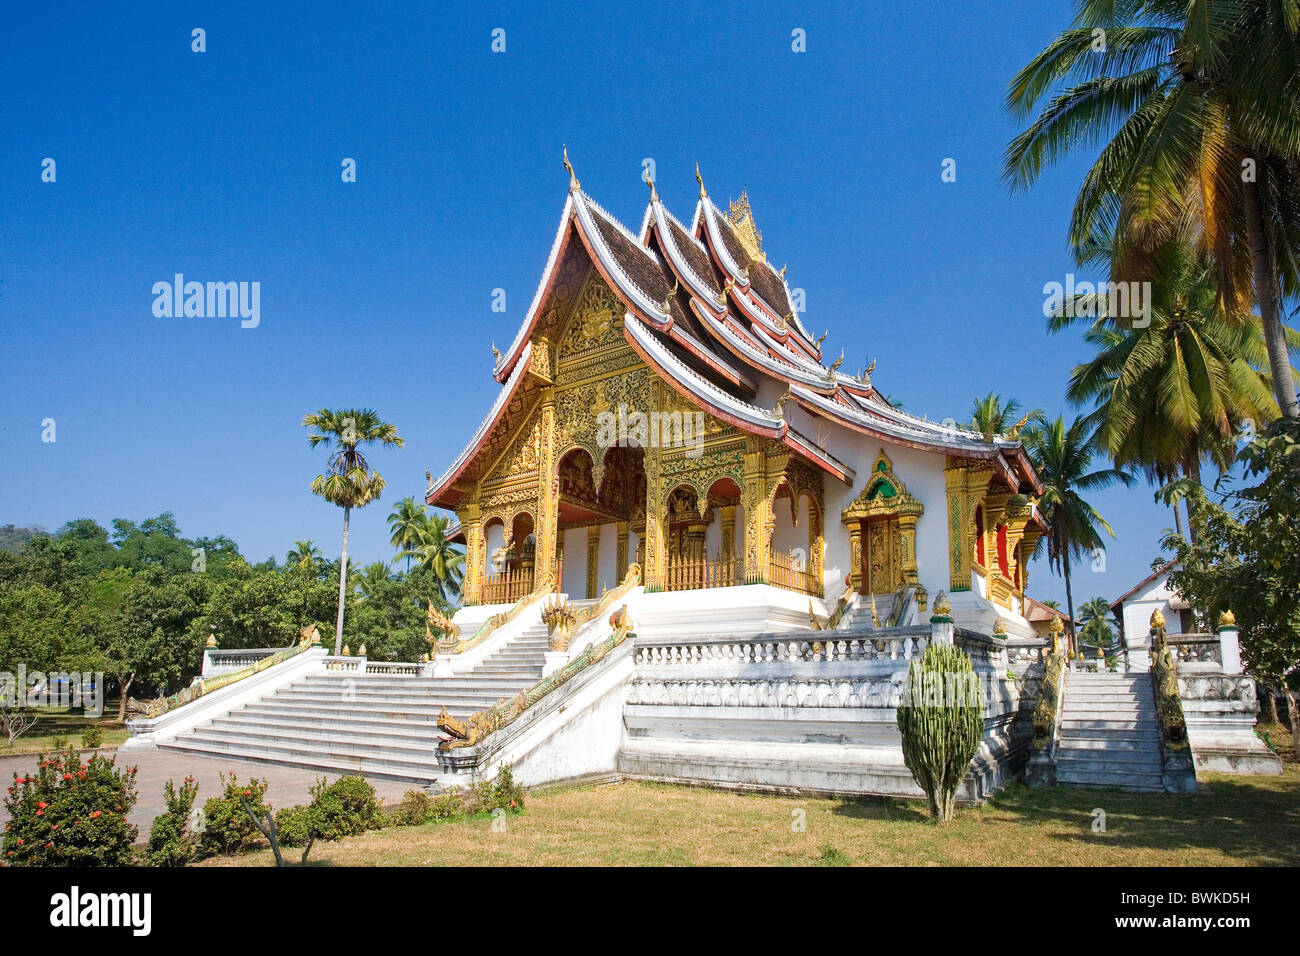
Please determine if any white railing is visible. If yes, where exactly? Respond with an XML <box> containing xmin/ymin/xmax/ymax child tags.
<box><xmin>365</xmin><ymin>661</ymin><xmax>423</xmax><ymax>675</ymax></box>
<box><xmin>634</xmin><ymin>628</ymin><xmax>931</xmax><ymax>667</ymax></box>
<box><xmin>1167</xmin><ymin>634</ymin><xmax>1222</xmax><ymax>667</ymax></box>
<box><xmin>201</xmin><ymin>647</ymin><xmax>280</xmax><ymax>677</ymax></box>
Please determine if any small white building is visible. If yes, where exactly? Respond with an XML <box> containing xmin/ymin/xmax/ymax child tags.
<box><xmin>1110</xmin><ymin>562</ymin><xmax>1192</xmax><ymax>667</ymax></box>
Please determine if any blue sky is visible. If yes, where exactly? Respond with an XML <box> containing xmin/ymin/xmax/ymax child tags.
<box><xmin>1</xmin><ymin>0</ymin><xmax>1190</xmax><ymax>608</ymax></box>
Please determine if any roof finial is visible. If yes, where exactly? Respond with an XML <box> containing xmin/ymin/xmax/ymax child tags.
<box><xmin>563</xmin><ymin>144</ymin><xmax>580</xmax><ymax>192</ymax></box>
<box><xmin>661</xmin><ymin>279</ymin><xmax>678</xmax><ymax>315</ymax></box>
<box><xmin>816</xmin><ymin>330</ymin><xmax>828</xmax><ymax>348</ymax></box>
<box><xmin>827</xmin><ymin>349</ymin><xmax>844</xmax><ymax>376</ymax></box>
<box><xmin>773</xmin><ymin>386</ymin><xmax>792</xmax><ymax>419</ymax></box>
<box><xmin>779</xmin><ymin>263</ymin><xmax>787</xmax><ymax>278</ymax></box>
<box><xmin>492</xmin><ymin>340</ymin><xmax>502</xmax><ymax>364</ymax></box>
<box><xmin>695</xmin><ymin>163</ymin><xmax>707</xmax><ymax>199</ymax></box>
<box><xmin>646</xmin><ymin>167</ymin><xmax>658</xmax><ymax>203</ymax></box>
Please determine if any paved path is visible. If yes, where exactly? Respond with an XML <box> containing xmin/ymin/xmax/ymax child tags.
<box><xmin>0</xmin><ymin>751</ymin><xmax>414</xmax><ymax>835</ymax></box>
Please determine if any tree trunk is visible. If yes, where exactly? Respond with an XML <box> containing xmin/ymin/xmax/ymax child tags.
<box><xmin>1173</xmin><ymin>500</ymin><xmax>1185</xmax><ymax>538</ymax></box>
<box><xmin>1242</xmin><ymin>176</ymin><xmax>1299</xmax><ymax>418</ymax></box>
<box><xmin>1285</xmin><ymin>687</ymin><xmax>1300</xmax><ymax>763</ymax></box>
<box><xmin>116</xmin><ymin>674</ymin><xmax>133</xmax><ymax>722</ymax></box>
<box><xmin>1264</xmin><ymin>682</ymin><xmax>1280</xmax><ymax>724</ymax></box>
<box><xmin>1063</xmin><ymin>550</ymin><xmax>1076</xmax><ymax>655</ymax></box>
<box><xmin>334</xmin><ymin>506</ymin><xmax>351</xmax><ymax>656</ymax></box>
<box><xmin>1182</xmin><ymin>449</ymin><xmax>1201</xmax><ymax>545</ymax></box>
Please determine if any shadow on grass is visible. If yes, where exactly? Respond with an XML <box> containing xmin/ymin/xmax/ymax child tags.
<box><xmin>986</xmin><ymin>775</ymin><xmax>1300</xmax><ymax>866</ymax></box>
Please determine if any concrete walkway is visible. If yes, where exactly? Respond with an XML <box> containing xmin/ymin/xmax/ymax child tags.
<box><xmin>0</xmin><ymin>750</ymin><xmax>415</xmax><ymax>835</ymax></box>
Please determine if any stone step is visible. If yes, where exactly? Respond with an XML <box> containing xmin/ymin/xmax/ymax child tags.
<box><xmin>239</xmin><ymin>699</ymin><xmax>499</xmax><ymax>723</ymax></box>
<box><xmin>1061</xmin><ymin>717</ymin><xmax>1159</xmax><ymax>731</ymax></box>
<box><xmin>1057</xmin><ymin>751</ymin><xmax>1162</xmax><ymax>772</ymax></box>
<box><xmin>192</xmin><ymin>724</ymin><xmax>444</xmax><ymax>759</ymax></box>
<box><xmin>159</xmin><ymin>737</ymin><xmax>442</xmax><ymax>785</ymax></box>
<box><xmin>1055</xmin><ymin>768</ymin><xmax>1165</xmax><ymax>791</ymax></box>
<box><xmin>1057</xmin><ymin>733</ymin><xmax>1153</xmax><ymax>750</ymax></box>
<box><xmin>216</xmin><ymin>709</ymin><xmax>460</xmax><ymax>735</ymax></box>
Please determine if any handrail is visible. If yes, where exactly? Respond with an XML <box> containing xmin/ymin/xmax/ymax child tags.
<box><xmin>437</xmin><ymin>573</ymin><xmax>555</xmax><ymax>656</ymax></box>
<box><xmin>128</xmin><ymin>637</ymin><xmax>318</xmax><ymax>719</ymax></box>
<box><xmin>438</xmin><ymin>609</ymin><xmax>636</xmax><ymax>751</ymax></box>
<box><xmin>1151</xmin><ymin>624</ymin><xmax>1191</xmax><ymax>751</ymax></box>
<box><xmin>555</xmin><ymin>564</ymin><xmax>642</xmax><ymax>650</ymax></box>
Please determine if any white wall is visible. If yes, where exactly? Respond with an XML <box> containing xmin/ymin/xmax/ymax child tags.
<box><xmin>597</xmin><ymin>522</ymin><xmax>618</xmax><ymax>594</ymax></box>
<box><xmin>561</xmin><ymin>526</ymin><xmax>586</xmax><ymax>596</ymax></box>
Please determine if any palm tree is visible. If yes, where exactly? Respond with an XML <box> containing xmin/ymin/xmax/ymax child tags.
<box><xmin>1078</xmin><ymin>596</ymin><xmax>1116</xmax><ymax>648</ymax></box>
<box><xmin>387</xmin><ymin>496</ymin><xmax>428</xmax><ymax>574</ymax></box>
<box><xmin>1057</xmin><ymin>231</ymin><xmax>1288</xmax><ymax>530</ymax></box>
<box><xmin>411</xmin><ymin>513</ymin><xmax>465</xmax><ymax>602</ymax></box>
<box><xmin>285</xmin><ymin>539</ymin><xmax>323</xmax><ymax>572</ymax></box>
<box><xmin>302</xmin><ymin>408</ymin><xmax>404</xmax><ymax>655</ymax></box>
<box><xmin>1022</xmin><ymin>414</ymin><xmax>1136</xmax><ymax>635</ymax></box>
<box><xmin>357</xmin><ymin>561</ymin><xmax>392</xmax><ymax>601</ymax></box>
<box><xmin>969</xmin><ymin>393</ymin><xmax>1040</xmax><ymax>443</ymax></box>
<box><xmin>1005</xmin><ymin>0</ymin><xmax>1300</xmax><ymax>418</ymax></box>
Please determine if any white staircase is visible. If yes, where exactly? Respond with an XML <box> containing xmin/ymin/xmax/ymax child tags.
<box><xmin>1055</xmin><ymin>672</ymin><xmax>1165</xmax><ymax>792</ymax></box>
<box><xmin>158</xmin><ymin>624</ymin><xmax>552</xmax><ymax>783</ymax></box>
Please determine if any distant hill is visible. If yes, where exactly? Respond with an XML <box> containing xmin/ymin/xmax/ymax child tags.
<box><xmin>0</xmin><ymin>524</ymin><xmax>46</xmax><ymax>552</ymax></box>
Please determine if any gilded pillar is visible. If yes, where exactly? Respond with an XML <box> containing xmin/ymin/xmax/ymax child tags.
<box><xmin>535</xmin><ymin>390</ymin><xmax>559</xmax><ymax>587</ymax></box>
<box><xmin>616</xmin><ymin>521</ymin><xmax>629</xmax><ymax>580</ymax></box>
<box><xmin>848</xmin><ymin>522</ymin><xmax>863</xmax><ymax>593</ymax></box>
<box><xmin>643</xmin><ymin>411</ymin><xmax>666</xmax><ymax>590</ymax></box>
<box><xmin>742</xmin><ymin>438</ymin><xmax>769</xmax><ymax>583</ymax></box>
<box><xmin>720</xmin><ymin>506</ymin><xmax>736</xmax><ymax>562</ymax></box>
<box><xmin>460</xmin><ymin>500</ymin><xmax>483</xmax><ymax>606</ymax></box>
<box><xmin>586</xmin><ymin>524</ymin><xmax>600</xmax><ymax>599</ymax></box>
<box><xmin>944</xmin><ymin>459</ymin><xmax>994</xmax><ymax>593</ymax></box>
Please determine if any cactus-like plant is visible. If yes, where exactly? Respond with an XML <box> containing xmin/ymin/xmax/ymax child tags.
<box><xmin>896</xmin><ymin>642</ymin><xmax>986</xmax><ymax>823</ymax></box>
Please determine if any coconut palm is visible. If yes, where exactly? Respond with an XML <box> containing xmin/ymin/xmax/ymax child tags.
<box><xmin>302</xmin><ymin>408</ymin><xmax>404</xmax><ymax>655</ymax></box>
<box><xmin>410</xmin><ymin>513</ymin><xmax>465</xmax><ymax>602</ymax></box>
<box><xmin>357</xmin><ymin>561</ymin><xmax>392</xmax><ymax>601</ymax></box>
<box><xmin>1057</xmin><ymin>231</ymin><xmax>1289</xmax><ymax>530</ymax></box>
<box><xmin>285</xmin><ymin>539</ymin><xmax>323</xmax><ymax>573</ymax></box>
<box><xmin>1004</xmin><ymin>0</ymin><xmax>1300</xmax><ymax>418</ymax></box>
<box><xmin>387</xmin><ymin>496</ymin><xmax>427</xmax><ymax>574</ymax></box>
<box><xmin>1021</xmin><ymin>414</ymin><xmax>1136</xmax><ymax>633</ymax></box>
<box><xmin>969</xmin><ymin>393</ymin><xmax>1040</xmax><ymax>443</ymax></box>
<box><xmin>1078</xmin><ymin>595</ymin><xmax>1117</xmax><ymax>647</ymax></box>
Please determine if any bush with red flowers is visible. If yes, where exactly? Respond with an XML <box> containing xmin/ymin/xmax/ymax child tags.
<box><xmin>2</xmin><ymin>747</ymin><xmax>139</xmax><ymax>866</ymax></box>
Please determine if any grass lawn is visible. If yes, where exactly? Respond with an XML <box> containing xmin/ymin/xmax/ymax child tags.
<box><xmin>204</xmin><ymin>759</ymin><xmax>1300</xmax><ymax>867</ymax></box>
<box><xmin>1</xmin><ymin>707</ymin><xmax>128</xmax><ymax>756</ymax></box>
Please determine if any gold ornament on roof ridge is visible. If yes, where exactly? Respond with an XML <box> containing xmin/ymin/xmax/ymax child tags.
<box><xmin>695</xmin><ymin>162</ymin><xmax>707</xmax><ymax>198</ymax></box>
<box><xmin>563</xmin><ymin>144</ymin><xmax>580</xmax><ymax>192</ymax></box>
<box><xmin>725</xmin><ymin>190</ymin><xmax>765</xmax><ymax>262</ymax></box>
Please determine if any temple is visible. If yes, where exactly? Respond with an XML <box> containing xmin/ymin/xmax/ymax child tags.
<box><xmin>427</xmin><ymin>156</ymin><xmax>1048</xmax><ymax>635</ymax></box>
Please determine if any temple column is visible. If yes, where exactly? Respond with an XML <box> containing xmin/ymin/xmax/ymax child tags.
<box><xmin>616</xmin><ymin>521</ymin><xmax>629</xmax><ymax>581</ymax></box>
<box><xmin>535</xmin><ymin>390</ymin><xmax>559</xmax><ymax>588</ymax></box>
<box><xmin>460</xmin><ymin>501</ymin><xmax>483</xmax><ymax>606</ymax></box>
<box><xmin>643</xmin><ymin>442</ymin><xmax>665</xmax><ymax>591</ymax></box>
<box><xmin>586</xmin><ymin>525</ymin><xmax>600</xmax><ymax>599</ymax></box>
<box><xmin>944</xmin><ymin>459</ymin><xmax>994</xmax><ymax>594</ymax></box>
<box><xmin>742</xmin><ymin>439</ymin><xmax>769</xmax><ymax>584</ymax></box>
<box><xmin>720</xmin><ymin>505</ymin><xmax>736</xmax><ymax>579</ymax></box>
<box><xmin>848</xmin><ymin>522</ymin><xmax>863</xmax><ymax>594</ymax></box>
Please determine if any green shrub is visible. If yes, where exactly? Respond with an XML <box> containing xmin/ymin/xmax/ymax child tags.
<box><xmin>2</xmin><ymin>748</ymin><xmax>139</xmax><ymax>866</ymax></box>
<box><xmin>388</xmin><ymin>787</ymin><xmax>465</xmax><ymax>827</ymax></box>
<box><xmin>81</xmin><ymin>726</ymin><xmax>104</xmax><ymax>750</ymax></box>
<box><xmin>196</xmin><ymin>774</ymin><xmax>269</xmax><ymax>858</ymax></box>
<box><xmin>272</xmin><ymin>804</ymin><xmax>315</xmax><ymax>848</ymax></box>
<box><xmin>469</xmin><ymin>765</ymin><xmax>525</xmax><ymax>816</ymax></box>
<box><xmin>308</xmin><ymin>775</ymin><xmax>384</xmax><ymax>840</ymax></box>
<box><xmin>896</xmin><ymin>642</ymin><xmax>985</xmax><ymax>823</ymax></box>
<box><xmin>145</xmin><ymin>776</ymin><xmax>200</xmax><ymax>866</ymax></box>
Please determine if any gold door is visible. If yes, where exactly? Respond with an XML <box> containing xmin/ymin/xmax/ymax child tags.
<box><xmin>863</xmin><ymin>517</ymin><xmax>900</xmax><ymax>594</ymax></box>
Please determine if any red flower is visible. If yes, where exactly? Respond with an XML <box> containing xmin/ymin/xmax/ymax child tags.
<box><xmin>51</xmin><ymin>824</ymin><xmax>59</xmax><ymax>830</ymax></box>
<box><xmin>16</xmin><ymin>839</ymin><xmax>24</xmax><ymax>845</ymax></box>
<box><xmin>38</xmin><ymin>802</ymin><xmax>47</xmax><ymax>809</ymax></box>
<box><xmin>36</xmin><ymin>810</ymin><xmax>43</xmax><ymax>816</ymax></box>
<box><xmin>91</xmin><ymin>811</ymin><xmax>101</xmax><ymax>818</ymax></box>
<box><xmin>62</xmin><ymin>774</ymin><xmax>73</xmax><ymax>781</ymax></box>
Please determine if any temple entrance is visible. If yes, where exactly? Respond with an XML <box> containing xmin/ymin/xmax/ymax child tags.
<box><xmin>556</xmin><ymin>445</ymin><xmax>645</xmax><ymax>599</ymax></box>
<box><xmin>481</xmin><ymin>512</ymin><xmax>536</xmax><ymax>604</ymax></box>
<box><xmin>861</xmin><ymin>515</ymin><xmax>901</xmax><ymax>595</ymax></box>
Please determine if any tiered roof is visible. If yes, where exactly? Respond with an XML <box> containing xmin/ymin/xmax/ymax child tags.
<box><xmin>428</xmin><ymin>161</ymin><xmax>1041</xmax><ymax>511</ymax></box>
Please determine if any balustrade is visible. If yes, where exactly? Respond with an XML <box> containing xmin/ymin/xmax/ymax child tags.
<box><xmin>480</xmin><ymin>565</ymin><xmax>536</xmax><ymax>605</ymax></box>
<box><xmin>634</xmin><ymin>629</ymin><xmax>930</xmax><ymax>667</ymax></box>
